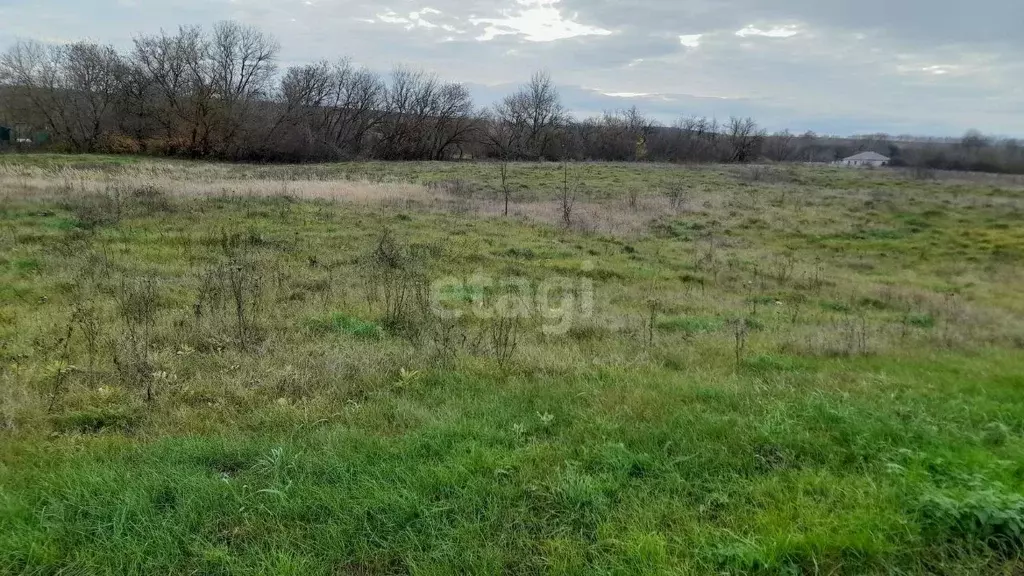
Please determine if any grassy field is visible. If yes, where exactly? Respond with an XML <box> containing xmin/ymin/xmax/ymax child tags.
<box><xmin>1</xmin><ymin>155</ymin><xmax>1024</xmax><ymax>574</ymax></box>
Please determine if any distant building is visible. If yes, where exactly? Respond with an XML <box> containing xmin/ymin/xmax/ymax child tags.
<box><xmin>837</xmin><ymin>151</ymin><xmax>890</xmax><ymax>167</ymax></box>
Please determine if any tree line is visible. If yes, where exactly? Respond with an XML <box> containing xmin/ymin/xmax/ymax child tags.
<box><xmin>1</xmin><ymin>21</ymin><xmax>1022</xmax><ymax>173</ymax></box>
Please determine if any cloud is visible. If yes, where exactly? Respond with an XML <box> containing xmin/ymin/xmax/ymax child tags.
<box><xmin>469</xmin><ymin>0</ymin><xmax>612</xmax><ymax>42</ymax></box>
<box><xmin>678</xmin><ymin>34</ymin><xmax>702</xmax><ymax>48</ymax></box>
<box><xmin>734</xmin><ymin>25</ymin><xmax>800</xmax><ymax>38</ymax></box>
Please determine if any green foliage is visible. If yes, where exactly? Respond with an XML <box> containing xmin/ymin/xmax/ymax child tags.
<box><xmin>905</xmin><ymin>313</ymin><xmax>936</xmax><ymax>328</ymax></box>
<box><xmin>657</xmin><ymin>315</ymin><xmax>723</xmax><ymax>335</ymax></box>
<box><xmin>918</xmin><ymin>488</ymin><xmax>1024</xmax><ymax>551</ymax></box>
<box><xmin>306</xmin><ymin>313</ymin><xmax>383</xmax><ymax>339</ymax></box>
<box><xmin>821</xmin><ymin>300</ymin><xmax>852</xmax><ymax>313</ymax></box>
<box><xmin>741</xmin><ymin>353</ymin><xmax>805</xmax><ymax>374</ymax></box>
<box><xmin>12</xmin><ymin>258</ymin><xmax>40</xmax><ymax>274</ymax></box>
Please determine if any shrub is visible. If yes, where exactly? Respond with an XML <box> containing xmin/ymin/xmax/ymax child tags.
<box><xmin>129</xmin><ymin>185</ymin><xmax>173</xmax><ymax>214</ymax></box>
<box><xmin>362</xmin><ymin>229</ymin><xmax>433</xmax><ymax>339</ymax></box>
<box><xmin>113</xmin><ymin>277</ymin><xmax>158</xmax><ymax>401</ymax></box>
<box><xmin>61</xmin><ymin>193</ymin><xmax>122</xmax><ymax>230</ymax></box>
<box><xmin>96</xmin><ymin>132</ymin><xmax>142</xmax><ymax>155</ymax></box>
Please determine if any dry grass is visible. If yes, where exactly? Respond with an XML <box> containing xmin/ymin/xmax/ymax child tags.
<box><xmin>0</xmin><ymin>170</ymin><xmax>433</xmax><ymax>205</ymax></box>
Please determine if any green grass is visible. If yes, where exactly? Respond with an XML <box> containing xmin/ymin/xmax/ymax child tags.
<box><xmin>1</xmin><ymin>156</ymin><xmax>1024</xmax><ymax>574</ymax></box>
<box><xmin>306</xmin><ymin>313</ymin><xmax>383</xmax><ymax>339</ymax></box>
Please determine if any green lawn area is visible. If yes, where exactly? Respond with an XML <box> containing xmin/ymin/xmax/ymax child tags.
<box><xmin>1</xmin><ymin>156</ymin><xmax>1023</xmax><ymax>574</ymax></box>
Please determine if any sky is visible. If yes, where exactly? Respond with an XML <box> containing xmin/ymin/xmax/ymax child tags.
<box><xmin>2</xmin><ymin>0</ymin><xmax>1022</xmax><ymax>137</ymax></box>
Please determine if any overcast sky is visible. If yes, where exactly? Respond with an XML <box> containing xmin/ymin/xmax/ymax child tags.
<box><xmin>2</xmin><ymin>0</ymin><xmax>1022</xmax><ymax>136</ymax></box>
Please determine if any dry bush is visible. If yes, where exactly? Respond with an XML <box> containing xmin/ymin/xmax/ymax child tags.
<box><xmin>626</xmin><ymin>187</ymin><xmax>640</xmax><ymax>211</ymax></box>
<box><xmin>560</xmin><ymin>163</ymin><xmax>583</xmax><ymax>227</ymax></box>
<box><xmin>663</xmin><ymin>182</ymin><xmax>689</xmax><ymax>212</ymax></box>
<box><xmin>188</xmin><ymin>236</ymin><xmax>267</xmax><ymax>352</ymax></box>
<box><xmin>427</xmin><ymin>178</ymin><xmax>477</xmax><ymax>214</ymax></box>
<box><xmin>910</xmin><ymin>166</ymin><xmax>938</xmax><ymax>181</ymax></box>
<box><xmin>96</xmin><ymin>133</ymin><xmax>143</xmax><ymax>155</ymax></box>
<box><xmin>127</xmin><ymin>185</ymin><xmax>174</xmax><ymax>215</ymax></box>
<box><xmin>363</xmin><ymin>229</ymin><xmax>434</xmax><ymax>339</ymax></box>
<box><xmin>73</xmin><ymin>299</ymin><xmax>102</xmax><ymax>375</ymax></box>
<box><xmin>429</xmin><ymin>317</ymin><xmax>472</xmax><ymax>367</ymax></box>
<box><xmin>784</xmin><ymin>316</ymin><xmax>873</xmax><ymax>358</ymax></box>
<box><xmin>745</xmin><ymin>166</ymin><xmax>768</xmax><ymax>183</ymax></box>
<box><xmin>740</xmin><ymin>165</ymin><xmax>799</xmax><ymax>185</ymax></box>
<box><xmin>426</xmin><ymin>179</ymin><xmax>476</xmax><ymax>199</ymax></box>
<box><xmin>488</xmin><ymin>314</ymin><xmax>521</xmax><ymax>368</ymax></box>
<box><xmin>227</xmin><ymin>262</ymin><xmax>265</xmax><ymax>351</ymax></box>
<box><xmin>60</xmin><ymin>192</ymin><xmax>122</xmax><ymax>230</ymax></box>
<box><xmin>113</xmin><ymin>277</ymin><xmax>158</xmax><ymax>401</ymax></box>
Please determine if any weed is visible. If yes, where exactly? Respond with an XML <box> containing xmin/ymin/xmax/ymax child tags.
<box><xmin>73</xmin><ymin>300</ymin><xmax>102</xmax><ymax>375</ymax></box>
<box><xmin>227</xmin><ymin>262</ymin><xmax>264</xmax><ymax>351</ymax></box>
<box><xmin>429</xmin><ymin>317</ymin><xmax>471</xmax><ymax>367</ymax></box>
<box><xmin>113</xmin><ymin>277</ymin><xmax>158</xmax><ymax>401</ymax></box>
<box><xmin>729</xmin><ymin>317</ymin><xmax>750</xmax><ymax>369</ymax></box>
<box><xmin>61</xmin><ymin>192</ymin><xmax>121</xmax><ymax>230</ymax></box>
<box><xmin>46</xmin><ymin>318</ymin><xmax>76</xmax><ymax>413</ymax></box>
<box><xmin>663</xmin><ymin>182</ymin><xmax>689</xmax><ymax>212</ymax></box>
<box><xmin>560</xmin><ymin>162</ymin><xmax>581</xmax><ymax>228</ymax></box>
<box><xmin>488</xmin><ymin>314</ymin><xmax>520</xmax><ymax>368</ymax></box>
<box><xmin>363</xmin><ymin>229</ymin><xmax>433</xmax><ymax>339</ymax></box>
<box><xmin>626</xmin><ymin>187</ymin><xmax>640</xmax><ymax>211</ymax></box>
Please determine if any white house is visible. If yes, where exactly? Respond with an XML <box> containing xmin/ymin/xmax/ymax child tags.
<box><xmin>837</xmin><ymin>151</ymin><xmax>890</xmax><ymax>167</ymax></box>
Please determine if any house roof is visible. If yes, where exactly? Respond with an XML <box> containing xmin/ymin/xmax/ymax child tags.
<box><xmin>844</xmin><ymin>151</ymin><xmax>889</xmax><ymax>162</ymax></box>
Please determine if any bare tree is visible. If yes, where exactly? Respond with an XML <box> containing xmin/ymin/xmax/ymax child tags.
<box><xmin>0</xmin><ymin>40</ymin><xmax>122</xmax><ymax>150</ymax></box>
<box><xmin>207</xmin><ymin>21</ymin><xmax>280</xmax><ymax>154</ymax></box>
<box><xmin>726</xmin><ymin>116</ymin><xmax>766</xmax><ymax>163</ymax></box>
<box><xmin>668</xmin><ymin>116</ymin><xmax>723</xmax><ymax>162</ymax></box>
<box><xmin>961</xmin><ymin>129</ymin><xmax>990</xmax><ymax>153</ymax></box>
<box><xmin>492</xmin><ymin>71</ymin><xmax>565</xmax><ymax>159</ymax></box>
<box><xmin>376</xmin><ymin>66</ymin><xmax>436</xmax><ymax>159</ymax></box>
<box><xmin>373</xmin><ymin>67</ymin><xmax>476</xmax><ymax>160</ymax></box>
<box><xmin>427</xmin><ymin>82</ymin><xmax>476</xmax><ymax>160</ymax></box>
<box><xmin>764</xmin><ymin>129</ymin><xmax>796</xmax><ymax>162</ymax></box>
<box><xmin>0</xmin><ymin>41</ymin><xmax>70</xmax><ymax>145</ymax></box>
<box><xmin>569</xmin><ymin>106</ymin><xmax>655</xmax><ymax>161</ymax></box>
<box><xmin>326</xmin><ymin>62</ymin><xmax>386</xmax><ymax>156</ymax></box>
<box><xmin>130</xmin><ymin>26</ymin><xmax>211</xmax><ymax>154</ymax></box>
<box><xmin>128</xmin><ymin>23</ymin><xmax>279</xmax><ymax>157</ymax></box>
<box><xmin>276</xmin><ymin>59</ymin><xmax>388</xmax><ymax>159</ymax></box>
<box><xmin>63</xmin><ymin>43</ymin><xmax>122</xmax><ymax>150</ymax></box>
